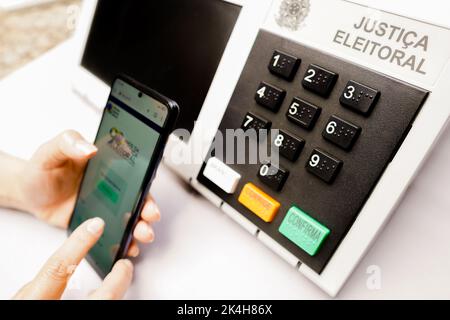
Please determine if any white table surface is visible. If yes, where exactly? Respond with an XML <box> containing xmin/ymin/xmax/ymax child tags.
<box><xmin>1</xmin><ymin>0</ymin><xmax>450</xmax><ymax>299</ymax></box>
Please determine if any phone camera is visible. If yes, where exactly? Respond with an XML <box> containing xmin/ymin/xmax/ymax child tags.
<box><xmin>138</xmin><ymin>92</ymin><xmax>143</xmax><ymax>98</ymax></box>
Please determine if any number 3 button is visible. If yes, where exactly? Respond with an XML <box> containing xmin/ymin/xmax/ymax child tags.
<box><xmin>306</xmin><ymin>149</ymin><xmax>343</xmax><ymax>184</ymax></box>
<box><xmin>340</xmin><ymin>80</ymin><xmax>380</xmax><ymax>116</ymax></box>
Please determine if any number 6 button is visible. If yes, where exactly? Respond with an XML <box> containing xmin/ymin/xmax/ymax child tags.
<box><xmin>322</xmin><ymin>115</ymin><xmax>361</xmax><ymax>151</ymax></box>
<box><xmin>306</xmin><ymin>149</ymin><xmax>343</xmax><ymax>184</ymax></box>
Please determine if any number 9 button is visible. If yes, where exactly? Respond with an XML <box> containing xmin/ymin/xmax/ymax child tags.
<box><xmin>322</xmin><ymin>115</ymin><xmax>361</xmax><ymax>151</ymax></box>
<box><xmin>306</xmin><ymin>149</ymin><xmax>343</xmax><ymax>184</ymax></box>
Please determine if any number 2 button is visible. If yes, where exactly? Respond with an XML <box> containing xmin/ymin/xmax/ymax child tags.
<box><xmin>302</xmin><ymin>64</ymin><xmax>338</xmax><ymax>98</ymax></box>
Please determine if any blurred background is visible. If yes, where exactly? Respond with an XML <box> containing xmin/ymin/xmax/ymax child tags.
<box><xmin>0</xmin><ymin>0</ymin><xmax>80</xmax><ymax>79</ymax></box>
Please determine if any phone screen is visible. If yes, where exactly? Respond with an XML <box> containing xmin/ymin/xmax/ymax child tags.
<box><xmin>69</xmin><ymin>78</ymin><xmax>169</xmax><ymax>275</ymax></box>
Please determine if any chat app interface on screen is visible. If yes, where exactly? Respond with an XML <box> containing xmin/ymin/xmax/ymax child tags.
<box><xmin>70</xmin><ymin>79</ymin><xmax>167</xmax><ymax>274</ymax></box>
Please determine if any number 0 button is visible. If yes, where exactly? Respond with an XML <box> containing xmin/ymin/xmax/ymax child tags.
<box><xmin>258</xmin><ymin>162</ymin><xmax>290</xmax><ymax>192</ymax></box>
<box><xmin>306</xmin><ymin>149</ymin><xmax>343</xmax><ymax>184</ymax></box>
<box><xmin>302</xmin><ymin>64</ymin><xmax>338</xmax><ymax>97</ymax></box>
<box><xmin>340</xmin><ymin>80</ymin><xmax>380</xmax><ymax>116</ymax></box>
<box><xmin>322</xmin><ymin>115</ymin><xmax>361</xmax><ymax>151</ymax></box>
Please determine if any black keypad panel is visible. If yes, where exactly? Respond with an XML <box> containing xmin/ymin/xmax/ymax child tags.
<box><xmin>197</xmin><ymin>30</ymin><xmax>428</xmax><ymax>274</ymax></box>
<box><xmin>241</xmin><ymin>112</ymin><xmax>271</xmax><ymax>132</ymax></box>
<box><xmin>302</xmin><ymin>64</ymin><xmax>338</xmax><ymax>97</ymax></box>
<box><xmin>268</xmin><ymin>50</ymin><xmax>301</xmax><ymax>81</ymax></box>
<box><xmin>340</xmin><ymin>80</ymin><xmax>380</xmax><ymax>116</ymax></box>
<box><xmin>255</xmin><ymin>82</ymin><xmax>286</xmax><ymax>112</ymax></box>
<box><xmin>322</xmin><ymin>115</ymin><xmax>361</xmax><ymax>151</ymax></box>
<box><xmin>258</xmin><ymin>162</ymin><xmax>290</xmax><ymax>192</ymax></box>
<box><xmin>272</xmin><ymin>130</ymin><xmax>305</xmax><ymax>162</ymax></box>
<box><xmin>306</xmin><ymin>149</ymin><xmax>343</xmax><ymax>184</ymax></box>
<box><xmin>286</xmin><ymin>98</ymin><xmax>321</xmax><ymax>130</ymax></box>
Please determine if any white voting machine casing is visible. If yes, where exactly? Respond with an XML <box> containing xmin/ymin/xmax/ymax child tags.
<box><xmin>71</xmin><ymin>0</ymin><xmax>450</xmax><ymax>296</ymax></box>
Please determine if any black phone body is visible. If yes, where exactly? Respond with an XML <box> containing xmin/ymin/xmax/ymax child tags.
<box><xmin>68</xmin><ymin>75</ymin><xmax>179</xmax><ymax>278</ymax></box>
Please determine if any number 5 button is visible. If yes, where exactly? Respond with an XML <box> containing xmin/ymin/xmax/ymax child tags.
<box><xmin>306</xmin><ymin>149</ymin><xmax>343</xmax><ymax>184</ymax></box>
<box><xmin>322</xmin><ymin>115</ymin><xmax>361</xmax><ymax>151</ymax></box>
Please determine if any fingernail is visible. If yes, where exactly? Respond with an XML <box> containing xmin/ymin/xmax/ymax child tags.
<box><xmin>87</xmin><ymin>218</ymin><xmax>105</xmax><ymax>235</ymax></box>
<box><xmin>122</xmin><ymin>259</ymin><xmax>133</xmax><ymax>269</ymax></box>
<box><xmin>74</xmin><ymin>140</ymin><xmax>97</xmax><ymax>156</ymax></box>
<box><xmin>149</xmin><ymin>202</ymin><xmax>161</xmax><ymax>221</ymax></box>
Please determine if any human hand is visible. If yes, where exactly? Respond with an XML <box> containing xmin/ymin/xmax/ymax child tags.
<box><xmin>16</xmin><ymin>130</ymin><xmax>160</xmax><ymax>257</ymax></box>
<box><xmin>14</xmin><ymin>218</ymin><xmax>132</xmax><ymax>300</ymax></box>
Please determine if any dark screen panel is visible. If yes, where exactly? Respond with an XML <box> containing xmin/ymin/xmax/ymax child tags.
<box><xmin>81</xmin><ymin>0</ymin><xmax>241</xmax><ymax>134</ymax></box>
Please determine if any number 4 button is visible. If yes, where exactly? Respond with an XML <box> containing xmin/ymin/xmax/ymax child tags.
<box><xmin>255</xmin><ymin>82</ymin><xmax>286</xmax><ymax>113</ymax></box>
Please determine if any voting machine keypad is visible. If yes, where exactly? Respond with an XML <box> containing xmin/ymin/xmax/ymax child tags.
<box><xmin>198</xmin><ymin>30</ymin><xmax>428</xmax><ymax>273</ymax></box>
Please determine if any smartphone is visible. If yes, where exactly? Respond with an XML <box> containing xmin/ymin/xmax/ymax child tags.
<box><xmin>68</xmin><ymin>75</ymin><xmax>179</xmax><ymax>277</ymax></box>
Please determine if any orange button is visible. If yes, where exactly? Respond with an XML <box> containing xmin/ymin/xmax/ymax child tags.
<box><xmin>238</xmin><ymin>183</ymin><xmax>281</xmax><ymax>222</ymax></box>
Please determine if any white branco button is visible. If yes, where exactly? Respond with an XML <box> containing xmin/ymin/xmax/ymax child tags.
<box><xmin>203</xmin><ymin>157</ymin><xmax>241</xmax><ymax>194</ymax></box>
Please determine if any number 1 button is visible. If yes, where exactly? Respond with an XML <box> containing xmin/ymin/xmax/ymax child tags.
<box><xmin>268</xmin><ymin>50</ymin><xmax>301</xmax><ymax>81</ymax></box>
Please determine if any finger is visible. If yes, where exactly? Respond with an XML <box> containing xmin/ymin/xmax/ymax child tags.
<box><xmin>133</xmin><ymin>221</ymin><xmax>155</xmax><ymax>244</ymax></box>
<box><xmin>140</xmin><ymin>197</ymin><xmax>161</xmax><ymax>223</ymax></box>
<box><xmin>88</xmin><ymin>259</ymin><xmax>133</xmax><ymax>300</ymax></box>
<box><xmin>25</xmin><ymin>218</ymin><xmax>104</xmax><ymax>300</ymax></box>
<box><xmin>127</xmin><ymin>241</ymin><xmax>140</xmax><ymax>258</ymax></box>
<box><xmin>32</xmin><ymin>130</ymin><xmax>97</xmax><ymax>170</ymax></box>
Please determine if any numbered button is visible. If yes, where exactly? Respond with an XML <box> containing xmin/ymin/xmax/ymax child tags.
<box><xmin>241</xmin><ymin>112</ymin><xmax>271</xmax><ymax>132</ymax></box>
<box><xmin>340</xmin><ymin>80</ymin><xmax>380</xmax><ymax>116</ymax></box>
<box><xmin>255</xmin><ymin>82</ymin><xmax>286</xmax><ymax>112</ymax></box>
<box><xmin>258</xmin><ymin>162</ymin><xmax>290</xmax><ymax>192</ymax></box>
<box><xmin>272</xmin><ymin>130</ymin><xmax>305</xmax><ymax>162</ymax></box>
<box><xmin>302</xmin><ymin>64</ymin><xmax>338</xmax><ymax>97</ymax></box>
<box><xmin>322</xmin><ymin>115</ymin><xmax>361</xmax><ymax>151</ymax></box>
<box><xmin>306</xmin><ymin>149</ymin><xmax>343</xmax><ymax>184</ymax></box>
<box><xmin>268</xmin><ymin>50</ymin><xmax>301</xmax><ymax>81</ymax></box>
<box><xmin>286</xmin><ymin>98</ymin><xmax>321</xmax><ymax>130</ymax></box>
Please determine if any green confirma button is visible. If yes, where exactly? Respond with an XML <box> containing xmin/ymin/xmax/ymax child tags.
<box><xmin>97</xmin><ymin>180</ymin><xmax>119</xmax><ymax>204</ymax></box>
<box><xmin>279</xmin><ymin>206</ymin><xmax>330</xmax><ymax>256</ymax></box>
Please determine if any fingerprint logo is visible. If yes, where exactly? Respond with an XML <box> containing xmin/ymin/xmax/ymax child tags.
<box><xmin>276</xmin><ymin>0</ymin><xmax>310</xmax><ymax>31</ymax></box>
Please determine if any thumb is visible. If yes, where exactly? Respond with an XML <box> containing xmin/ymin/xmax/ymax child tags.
<box><xmin>32</xmin><ymin>130</ymin><xmax>97</xmax><ymax>170</ymax></box>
